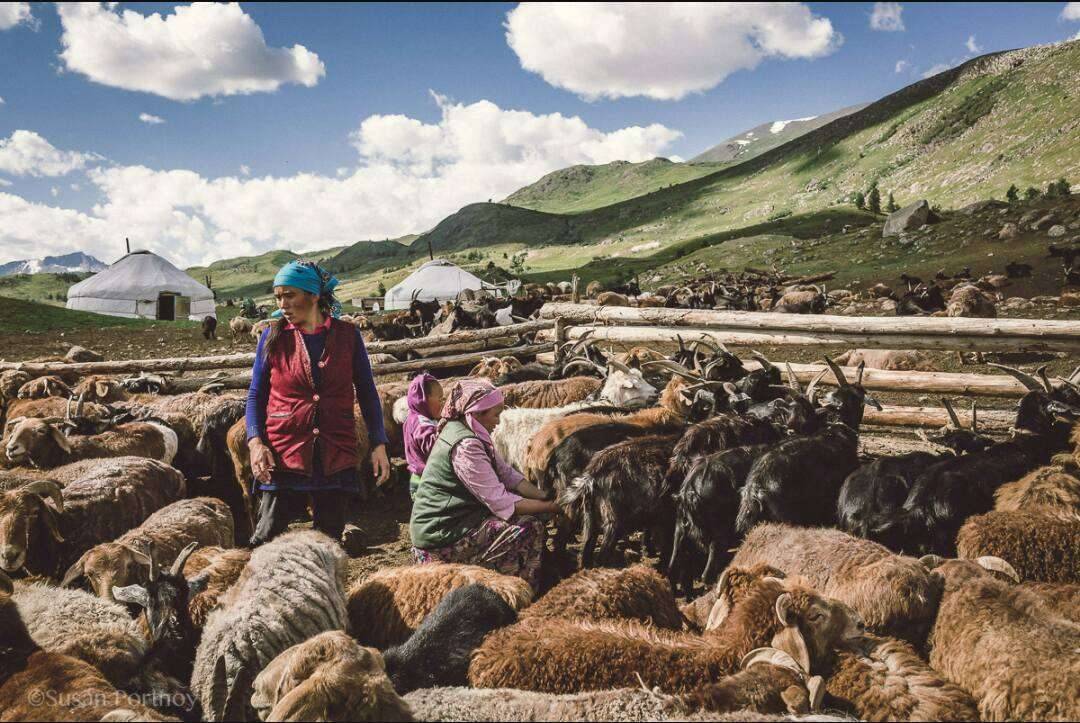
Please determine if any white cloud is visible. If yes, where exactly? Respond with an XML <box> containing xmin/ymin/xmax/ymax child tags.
<box><xmin>139</xmin><ymin>113</ymin><xmax>166</xmax><ymax>125</ymax></box>
<box><xmin>870</xmin><ymin>2</ymin><xmax>904</xmax><ymax>31</ymax></box>
<box><xmin>70</xmin><ymin>183</ymin><xmax>81</xmax><ymax>191</ymax></box>
<box><xmin>1062</xmin><ymin>3</ymin><xmax>1080</xmax><ymax>21</ymax></box>
<box><xmin>239</xmin><ymin>164</ymin><xmax>251</xmax><ymax>176</ymax></box>
<box><xmin>0</xmin><ymin>96</ymin><xmax>680</xmax><ymax>266</ymax></box>
<box><xmin>56</xmin><ymin>3</ymin><xmax>325</xmax><ymax>102</ymax></box>
<box><xmin>0</xmin><ymin>130</ymin><xmax>103</xmax><ymax>177</ymax></box>
<box><xmin>895</xmin><ymin>59</ymin><xmax>910</xmax><ymax>73</ymax></box>
<box><xmin>505</xmin><ymin>3</ymin><xmax>841</xmax><ymax>101</ymax></box>
<box><xmin>0</xmin><ymin>96</ymin><xmax>5</xmax><ymax>105</ymax></box>
<box><xmin>965</xmin><ymin>35</ymin><xmax>982</xmax><ymax>53</ymax></box>
<box><xmin>0</xmin><ymin>179</ymin><xmax>11</xmax><ymax>187</ymax></box>
<box><xmin>50</xmin><ymin>187</ymin><xmax>59</xmax><ymax>198</ymax></box>
<box><xmin>0</xmin><ymin>3</ymin><xmax>32</xmax><ymax>30</ymax></box>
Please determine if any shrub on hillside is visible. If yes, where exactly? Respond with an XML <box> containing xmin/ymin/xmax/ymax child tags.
<box><xmin>1006</xmin><ymin>184</ymin><xmax>1019</xmax><ymax>203</ymax></box>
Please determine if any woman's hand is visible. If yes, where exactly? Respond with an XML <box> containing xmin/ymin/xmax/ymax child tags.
<box><xmin>249</xmin><ymin>438</ymin><xmax>275</xmax><ymax>483</ymax></box>
<box><xmin>371</xmin><ymin>444</ymin><xmax>390</xmax><ymax>487</ymax></box>
<box><xmin>514</xmin><ymin>479</ymin><xmax>554</xmax><ymax>502</ymax></box>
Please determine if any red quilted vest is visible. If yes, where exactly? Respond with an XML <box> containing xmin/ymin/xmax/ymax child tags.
<box><xmin>264</xmin><ymin>317</ymin><xmax>359</xmax><ymax>476</ymax></box>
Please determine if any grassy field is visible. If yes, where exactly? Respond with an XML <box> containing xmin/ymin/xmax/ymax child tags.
<box><xmin>0</xmin><ymin>296</ymin><xmax>154</xmax><ymax>334</ymax></box>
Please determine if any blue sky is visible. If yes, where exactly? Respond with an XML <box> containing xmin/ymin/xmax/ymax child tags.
<box><xmin>0</xmin><ymin>2</ymin><xmax>1078</xmax><ymax>267</ymax></box>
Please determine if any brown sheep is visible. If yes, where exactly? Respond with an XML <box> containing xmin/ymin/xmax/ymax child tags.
<box><xmin>469</xmin><ymin>575</ymin><xmax>864</xmax><ymax>694</ymax></box>
<box><xmin>585</xmin><ymin>281</ymin><xmax>604</xmax><ymax>298</ymax></box>
<box><xmin>499</xmin><ymin>376</ymin><xmax>602</xmax><ymax>410</ymax></box>
<box><xmin>0</xmin><ymin>458</ymin><xmax>185</xmax><ymax>577</ymax></box>
<box><xmin>61</xmin><ymin>497</ymin><xmax>235</xmax><ymax>599</ymax></box>
<box><xmin>956</xmin><ymin>509</ymin><xmax>1079</xmax><ymax>584</ymax></box>
<box><xmin>677</xmin><ymin>647</ymin><xmax>825</xmax><ymax>716</ymax></box>
<box><xmin>5</xmin><ymin>417</ymin><xmax>178</xmax><ymax>469</ymax></box>
<box><xmin>1022</xmin><ymin>581</ymin><xmax>1080</xmax><ymax>623</ymax></box>
<box><xmin>250</xmin><ymin>630</ymin><xmax>413</xmax><ymax>722</ymax></box>
<box><xmin>681</xmin><ymin>563</ymin><xmax>786</xmax><ymax>632</ymax></box>
<box><xmin>831</xmin><ymin>349</ymin><xmax>936</xmax><ymax>372</ymax></box>
<box><xmin>823</xmin><ymin>635</ymin><xmax>978</xmax><ymax>721</ymax></box>
<box><xmin>347</xmin><ymin>563</ymin><xmax>533</xmax><ymax>650</ymax></box>
<box><xmin>926</xmin><ymin>558</ymin><xmax>1080</xmax><ymax>720</ymax></box>
<box><xmin>16</xmin><ymin>375</ymin><xmax>73</xmax><ymax>400</ymax></box>
<box><xmin>522</xmin><ymin>565</ymin><xmax>683</xmax><ymax>629</ymax></box>
<box><xmin>229</xmin><ymin>315</ymin><xmax>253</xmax><ymax>341</ymax></box>
<box><xmin>946</xmin><ymin>284</ymin><xmax>996</xmax><ymax>318</ymax></box>
<box><xmin>0</xmin><ymin>369</ymin><xmax>30</xmax><ymax>402</ymax></box>
<box><xmin>181</xmin><ymin>545</ymin><xmax>251</xmax><ymax>630</ymax></box>
<box><xmin>71</xmin><ymin>375</ymin><xmax>131</xmax><ymax>404</ymax></box>
<box><xmin>993</xmin><ymin>463</ymin><xmax>1080</xmax><ymax>520</ymax></box>
<box><xmin>596</xmin><ymin>291</ymin><xmax>630</xmax><ymax>307</ymax></box>
<box><xmin>730</xmin><ymin>523</ymin><xmax>941</xmax><ymax>645</ymax></box>
<box><xmin>0</xmin><ymin>571</ymin><xmax>170</xmax><ymax>721</ymax></box>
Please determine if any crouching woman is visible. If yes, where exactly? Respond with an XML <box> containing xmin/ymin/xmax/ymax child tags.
<box><xmin>409</xmin><ymin>379</ymin><xmax>558</xmax><ymax>592</ymax></box>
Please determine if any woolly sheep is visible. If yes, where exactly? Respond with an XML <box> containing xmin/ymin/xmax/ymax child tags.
<box><xmin>250</xmin><ymin>630</ymin><xmax>413</xmax><ymax>722</ymax></box>
<box><xmin>521</xmin><ymin>564</ymin><xmax>683</xmax><ymax>629</ymax></box>
<box><xmin>956</xmin><ymin>509</ymin><xmax>1080</xmax><ymax>584</ymax></box>
<box><xmin>191</xmin><ymin>530</ymin><xmax>348</xmax><ymax>721</ymax></box>
<box><xmin>5</xmin><ymin>417</ymin><xmax>178</xmax><ymax>469</ymax></box>
<box><xmin>730</xmin><ymin>524</ymin><xmax>941</xmax><ymax>644</ymax></box>
<box><xmin>0</xmin><ymin>458</ymin><xmax>185</xmax><ymax>577</ymax></box>
<box><xmin>926</xmin><ymin>558</ymin><xmax>1080</xmax><ymax>720</ymax></box>
<box><xmin>182</xmin><ymin>545</ymin><xmax>252</xmax><ymax>630</ymax></box>
<box><xmin>61</xmin><ymin>496</ymin><xmax>234</xmax><ymax>599</ymax></box>
<box><xmin>348</xmin><ymin>563</ymin><xmax>533</xmax><ymax>650</ymax></box>
<box><xmin>993</xmin><ymin>463</ymin><xmax>1080</xmax><ymax>520</ymax></box>
<box><xmin>16</xmin><ymin>374</ymin><xmax>73</xmax><ymax>399</ymax></box>
<box><xmin>499</xmin><ymin>377</ymin><xmax>604</xmax><ymax>409</ymax></box>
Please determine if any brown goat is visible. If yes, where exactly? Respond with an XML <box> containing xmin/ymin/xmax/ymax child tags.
<box><xmin>956</xmin><ymin>509</ymin><xmax>1080</xmax><ymax>584</ymax></box>
<box><xmin>71</xmin><ymin>375</ymin><xmax>131</xmax><ymax>404</ymax></box>
<box><xmin>469</xmin><ymin>575</ymin><xmax>864</xmax><ymax>694</ymax></box>
<box><xmin>926</xmin><ymin>558</ymin><xmax>1080</xmax><ymax>720</ymax></box>
<box><xmin>521</xmin><ymin>564</ymin><xmax>683</xmax><ymax>629</ymax></box>
<box><xmin>250</xmin><ymin>630</ymin><xmax>412</xmax><ymax>722</ymax></box>
<box><xmin>348</xmin><ymin>563</ymin><xmax>534</xmax><ymax>649</ymax></box>
<box><xmin>61</xmin><ymin>497</ymin><xmax>234</xmax><ymax>599</ymax></box>
<box><xmin>181</xmin><ymin>545</ymin><xmax>251</xmax><ymax>630</ymax></box>
<box><xmin>499</xmin><ymin>377</ymin><xmax>602</xmax><ymax>410</ymax></box>
<box><xmin>596</xmin><ymin>292</ymin><xmax>630</xmax><ymax>306</ymax></box>
<box><xmin>16</xmin><ymin>375</ymin><xmax>73</xmax><ymax>400</ymax></box>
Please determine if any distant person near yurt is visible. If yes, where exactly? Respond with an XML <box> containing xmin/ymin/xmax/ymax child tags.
<box><xmin>246</xmin><ymin>260</ymin><xmax>389</xmax><ymax>547</ymax></box>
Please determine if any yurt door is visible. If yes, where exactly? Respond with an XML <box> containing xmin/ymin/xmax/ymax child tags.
<box><xmin>157</xmin><ymin>293</ymin><xmax>176</xmax><ymax>321</ymax></box>
<box><xmin>175</xmin><ymin>296</ymin><xmax>191</xmax><ymax>319</ymax></box>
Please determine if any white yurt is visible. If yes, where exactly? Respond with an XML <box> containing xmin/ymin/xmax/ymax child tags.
<box><xmin>66</xmin><ymin>250</ymin><xmax>216</xmax><ymax>321</ymax></box>
<box><xmin>384</xmin><ymin>258</ymin><xmax>500</xmax><ymax>310</ymax></box>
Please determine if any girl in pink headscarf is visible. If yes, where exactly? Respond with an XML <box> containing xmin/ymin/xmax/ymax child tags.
<box><xmin>409</xmin><ymin>378</ymin><xmax>559</xmax><ymax>591</ymax></box>
<box><xmin>403</xmin><ymin>372</ymin><xmax>444</xmax><ymax>499</ymax></box>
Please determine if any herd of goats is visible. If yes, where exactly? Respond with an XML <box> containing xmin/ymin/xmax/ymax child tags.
<box><xmin>0</xmin><ymin>312</ymin><xmax>1078</xmax><ymax>721</ymax></box>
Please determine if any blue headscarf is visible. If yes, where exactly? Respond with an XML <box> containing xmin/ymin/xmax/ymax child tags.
<box><xmin>273</xmin><ymin>260</ymin><xmax>342</xmax><ymax>318</ymax></box>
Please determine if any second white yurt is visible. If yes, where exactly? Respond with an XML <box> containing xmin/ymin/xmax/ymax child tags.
<box><xmin>384</xmin><ymin>258</ymin><xmax>499</xmax><ymax>310</ymax></box>
<box><xmin>66</xmin><ymin>250</ymin><xmax>215</xmax><ymax>320</ymax></box>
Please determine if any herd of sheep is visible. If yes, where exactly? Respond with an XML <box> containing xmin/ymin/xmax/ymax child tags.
<box><xmin>0</xmin><ymin>326</ymin><xmax>1078</xmax><ymax>721</ymax></box>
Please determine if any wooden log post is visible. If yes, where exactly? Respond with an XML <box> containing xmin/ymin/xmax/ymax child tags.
<box><xmin>538</xmin><ymin>302</ymin><xmax>1080</xmax><ymax>353</ymax></box>
<box><xmin>571</xmin><ymin>274</ymin><xmax>580</xmax><ymax>305</ymax></box>
<box><xmin>863</xmin><ymin>405</ymin><xmax>1013</xmax><ymax>430</ymax></box>
<box><xmin>370</xmin><ymin>342</ymin><xmax>551</xmax><ymax>376</ymax></box>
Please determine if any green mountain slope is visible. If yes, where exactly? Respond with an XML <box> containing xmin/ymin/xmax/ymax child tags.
<box><xmin>419</xmin><ymin>41</ymin><xmax>1080</xmax><ymax>263</ymax></box>
<box><xmin>503</xmin><ymin>158</ymin><xmax>721</xmax><ymax>214</ymax></box>
<box><xmin>185</xmin><ymin>246</ymin><xmax>344</xmax><ymax>299</ymax></box>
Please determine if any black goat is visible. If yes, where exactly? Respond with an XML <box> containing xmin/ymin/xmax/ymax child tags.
<box><xmin>201</xmin><ymin>316</ymin><xmax>217</xmax><ymax>340</ymax></box>
<box><xmin>896</xmin><ymin>284</ymin><xmax>946</xmax><ymax>316</ymax></box>
<box><xmin>1004</xmin><ymin>261</ymin><xmax>1034</xmax><ymax>278</ymax></box>
<box><xmin>382</xmin><ymin>584</ymin><xmax>517</xmax><ymax>693</ymax></box>
<box><xmin>735</xmin><ymin>358</ymin><xmax>879</xmax><ymax>533</ymax></box>
<box><xmin>1048</xmin><ymin>244</ymin><xmax>1080</xmax><ymax>268</ymax></box>
<box><xmin>899</xmin><ymin>273</ymin><xmax>923</xmax><ymax>288</ymax></box>
<box><xmin>493</xmin><ymin>363</ymin><xmax>554</xmax><ymax>386</ymax></box>
<box><xmin>563</xmin><ymin>433</ymin><xmax>681</xmax><ymax>568</ymax></box>
<box><xmin>408</xmin><ymin>290</ymin><xmax>442</xmax><ymax>331</ymax></box>
<box><xmin>887</xmin><ymin>389</ymin><xmax>1080</xmax><ymax>555</ymax></box>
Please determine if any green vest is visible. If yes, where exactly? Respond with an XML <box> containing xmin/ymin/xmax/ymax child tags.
<box><xmin>409</xmin><ymin>421</ymin><xmax>491</xmax><ymax>550</ymax></box>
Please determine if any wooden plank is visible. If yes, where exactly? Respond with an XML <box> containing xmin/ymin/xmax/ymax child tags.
<box><xmin>743</xmin><ymin>361</ymin><xmax>1029</xmax><ymax>398</ymax></box>
<box><xmin>863</xmin><ymin>405</ymin><xmax>1012</xmax><ymax>430</ymax></box>
<box><xmin>370</xmin><ymin>343</ymin><xmax>552</xmax><ymax>376</ymax></box>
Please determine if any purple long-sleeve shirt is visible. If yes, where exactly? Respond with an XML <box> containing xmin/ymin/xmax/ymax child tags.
<box><xmin>245</xmin><ymin>322</ymin><xmax>388</xmax><ymax>492</ymax></box>
<box><xmin>450</xmin><ymin>414</ymin><xmax>524</xmax><ymax>520</ymax></box>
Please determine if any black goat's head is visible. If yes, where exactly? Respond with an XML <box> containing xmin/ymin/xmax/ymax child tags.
<box><xmin>990</xmin><ymin>363</ymin><xmax>1080</xmax><ymax>433</ymax></box>
<box><xmin>111</xmin><ymin>541</ymin><xmax>206</xmax><ymax>644</ymax></box>
<box><xmin>917</xmin><ymin>398</ymin><xmax>993</xmax><ymax>454</ymax></box>
<box><xmin>816</xmin><ymin>357</ymin><xmax>881</xmax><ymax>431</ymax></box>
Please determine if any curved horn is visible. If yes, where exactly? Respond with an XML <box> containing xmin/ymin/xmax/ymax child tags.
<box><xmin>676</xmin><ymin>334</ymin><xmax>685</xmax><ymax>353</ymax></box>
<box><xmin>805</xmin><ymin>368</ymin><xmax>829</xmax><ymax>404</ymax></box>
<box><xmin>607</xmin><ymin>358</ymin><xmax>632</xmax><ymax>375</ymax></box>
<box><xmin>823</xmin><ymin>356</ymin><xmax>849</xmax><ymax>388</ymax></box>
<box><xmin>126</xmin><ymin>540</ymin><xmax>158</xmax><ymax>582</ymax></box>
<box><xmin>974</xmin><ymin>556</ymin><xmax>1020</xmax><ymax>583</ymax></box>
<box><xmin>750</xmin><ymin>351</ymin><xmax>774</xmax><ymax>372</ymax></box>
<box><xmin>643</xmin><ymin>360</ymin><xmax>700</xmax><ymax>381</ymax></box>
<box><xmin>855</xmin><ymin>360</ymin><xmax>866</xmax><ymax>387</ymax></box>
<box><xmin>563</xmin><ymin>359</ymin><xmax>604</xmax><ymax>376</ymax></box>
<box><xmin>74</xmin><ymin>391</ymin><xmax>85</xmax><ymax>419</ymax></box>
<box><xmin>1035</xmin><ymin>365</ymin><xmax>1054</xmax><ymax>394</ymax></box>
<box><xmin>940</xmin><ymin>398</ymin><xmax>962</xmax><ymax>429</ymax></box>
<box><xmin>170</xmin><ymin>541</ymin><xmax>199</xmax><ymax>577</ymax></box>
<box><xmin>22</xmin><ymin>479</ymin><xmax>64</xmax><ymax>513</ymax></box>
<box><xmin>785</xmin><ymin>363</ymin><xmax>802</xmax><ymax>393</ymax></box>
<box><xmin>567</xmin><ymin>329</ymin><xmax>596</xmax><ymax>357</ymax></box>
<box><xmin>987</xmin><ymin>363</ymin><xmax>1042</xmax><ymax>393</ymax></box>
<box><xmin>1069</xmin><ymin>365</ymin><xmax>1080</xmax><ymax>384</ymax></box>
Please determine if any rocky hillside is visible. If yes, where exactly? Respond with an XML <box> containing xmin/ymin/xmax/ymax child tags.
<box><xmin>690</xmin><ymin>102</ymin><xmax>869</xmax><ymax>164</ymax></box>
<box><xmin>421</xmin><ymin>40</ymin><xmax>1080</xmax><ymax>259</ymax></box>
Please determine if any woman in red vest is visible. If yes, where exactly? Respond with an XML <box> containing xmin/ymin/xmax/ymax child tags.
<box><xmin>245</xmin><ymin>261</ymin><xmax>389</xmax><ymax>546</ymax></box>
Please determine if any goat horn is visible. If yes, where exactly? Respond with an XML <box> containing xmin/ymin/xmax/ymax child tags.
<box><xmin>856</xmin><ymin>360</ymin><xmax>866</xmax><ymax>387</ymax></box>
<box><xmin>940</xmin><ymin>398</ymin><xmax>962</xmax><ymax>429</ymax></box>
<box><xmin>567</xmin><ymin>329</ymin><xmax>596</xmax><ymax>356</ymax></box>
<box><xmin>823</xmin><ymin>356</ymin><xmax>849</xmax><ymax>388</ymax></box>
<box><xmin>170</xmin><ymin>541</ymin><xmax>200</xmax><ymax>577</ymax></box>
<box><xmin>1035</xmin><ymin>366</ymin><xmax>1054</xmax><ymax>394</ymax></box>
<box><xmin>563</xmin><ymin>359</ymin><xmax>604</xmax><ymax>376</ymax></box>
<box><xmin>22</xmin><ymin>479</ymin><xmax>64</xmax><ymax>513</ymax></box>
<box><xmin>676</xmin><ymin>335</ymin><xmax>686</xmax><ymax>353</ymax></box>
<box><xmin>974</xmin><ymin>556</ymin><xmax>1020</xmax><ymax>583</ymax></box>
<box><xmin>607</xmin><ymin>358</ymin><xmax>632</xmax><ymax>375</ymax></box>
<box><xmin>750</xmin><ymin>351</ymin><xmax>773</xmax><ymax>372</ymax></box>
<box><xmin>785</xmin><ymin>363</ymin><xmax>802</xmax><ymax>393</ymax></box>
<box><xmin>919</xmin><ymin>554</ymin><xmax>946</xmax><ymax>570</ymax></box>
<box><xmin>805</xmin><ymin>369</ymin><xmax>829</xmax><ymax>404</ymax></box>
<box><xmin>74</xmin><ymin>391</ymin><xmax>85</xmax><ymax>419</ymax></box>
<box><xmin>126</xmin><ymin>541</ymin><xmax>158</xmax><ymax>582</ymax></box>
<box><xmin>692</xmin><ymin>338</ymin><xmax>721</xmax><ymax>355</ymax></box>
<box><xmin>643</xmin><ymin>359</ymin><xmax>700</xmax><ymax>380</ymax></box>
<box><xmin>1069</xmin><ymin>365</ymin><xmax>1080</xmax><ymax>384</ymax></box>
<box><xmin>987</xmin><ymin>363</ymin><xmax>1042</xmax><ymax>392</ymax></box>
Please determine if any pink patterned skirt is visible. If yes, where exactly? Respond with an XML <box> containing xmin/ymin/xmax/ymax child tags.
<box><xmin>413</xmin><ymin>514</ymin><xmax>544</xmax><ymax>592</ymax></box>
